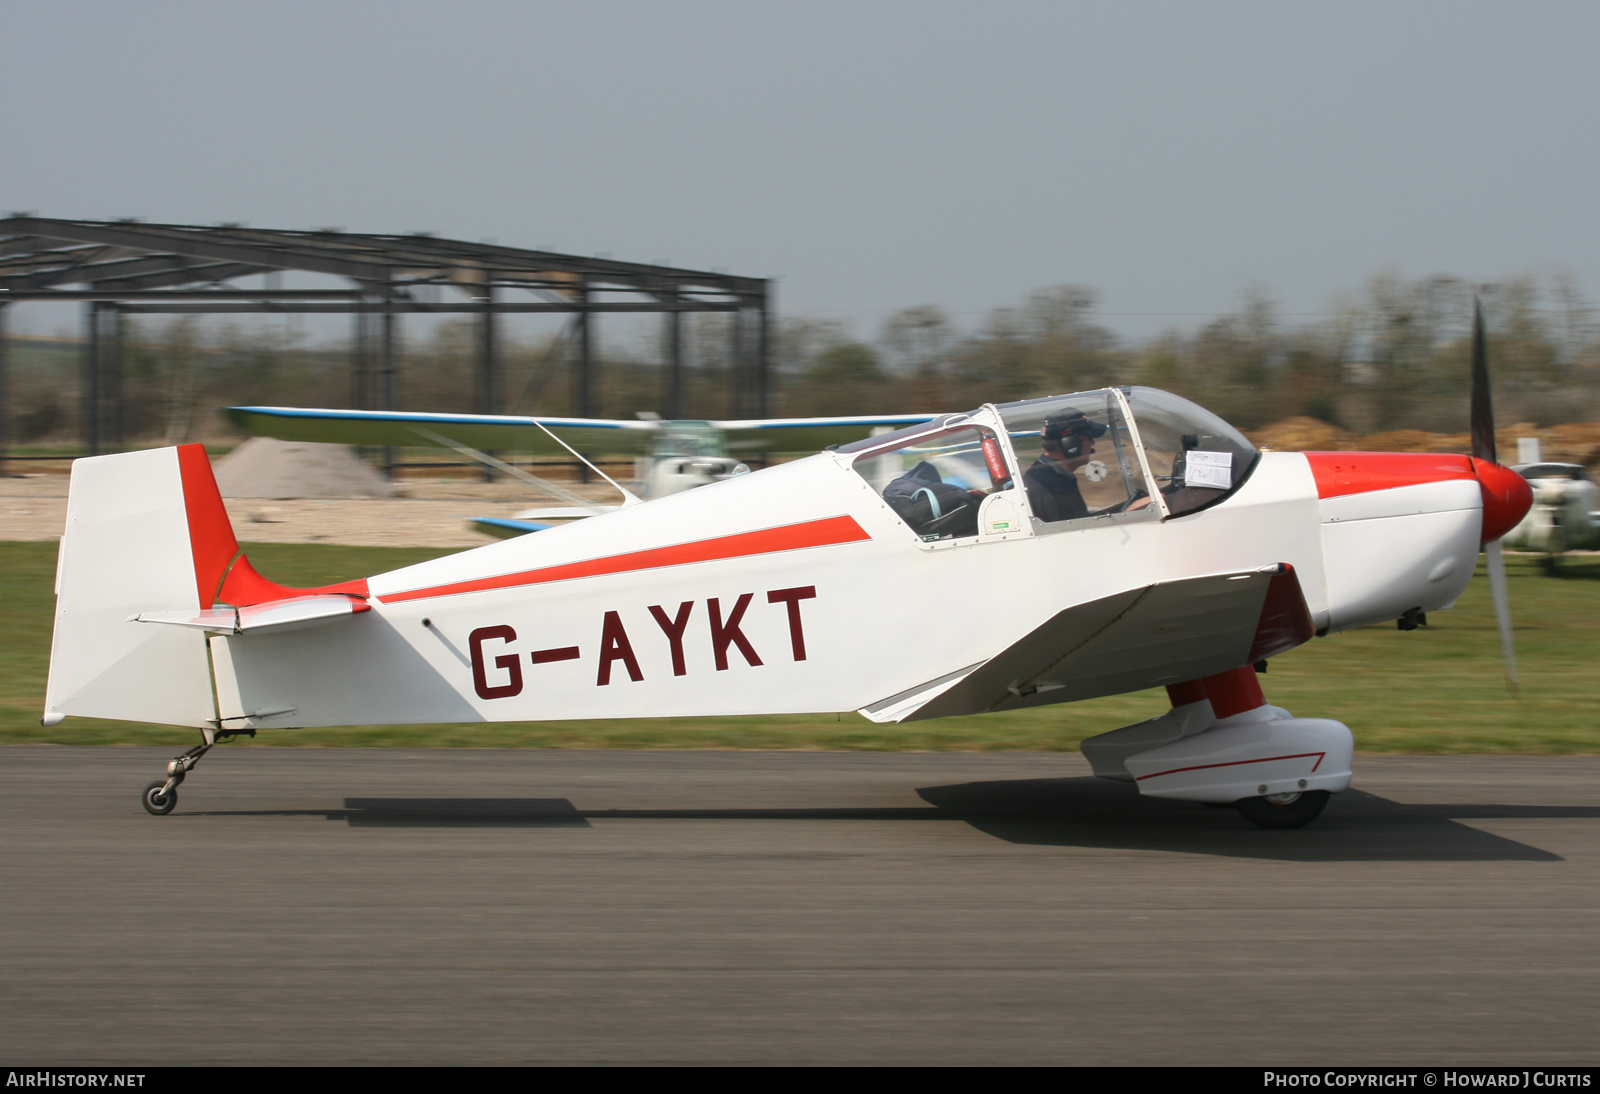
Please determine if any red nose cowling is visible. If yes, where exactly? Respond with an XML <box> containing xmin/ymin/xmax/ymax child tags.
<box><xmin>1471</xmin><ymin>458</ymin><xmax>1533</xmax><ymax>544</ymax></box>
<box><xmin>1304</xmin><ymin>451</ymin><xmax>1532</xmax><ymax>547</ymax></box>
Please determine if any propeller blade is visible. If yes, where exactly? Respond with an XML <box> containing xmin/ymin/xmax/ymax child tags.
<box><xmin>1470</xmin><ymin>298</ymin><xmax>1497</xmax><ymax>463</ymax></box>
<box><xmin>1470</xmin><ymin>304</ymin><xmax>1519</xmax><ymax>692</ymax></box>
<box><xmin>1484</xmin><ymin>539</ymin><xmax>1519</xmax><ymax>694</ymax></box>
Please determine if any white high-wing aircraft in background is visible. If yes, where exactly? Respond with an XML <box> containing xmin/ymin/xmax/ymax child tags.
<box><xmin>1503</xmin><ymin>462</ymin><xmax>1600</xmax><ymax>556</ymax></box>
<box><xmin>223</xmin><ymin>405</ymin><xmax>940</xmax><ymax>536</ymax></box>
<box><xmin>44</xmin><ymin>310</ymin><xmax>1531</xmax><ymax>830</ymax></box>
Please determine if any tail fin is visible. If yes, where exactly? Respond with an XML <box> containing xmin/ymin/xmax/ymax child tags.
<box><xmin>45</xmin><ymin>444</ymin><xmax>374</xmax><ymax>727</ymax></box>
<box><xmin>44</xmin><ymin>445</ymin><xmax>233</xmax><ymax>727</ymax></box>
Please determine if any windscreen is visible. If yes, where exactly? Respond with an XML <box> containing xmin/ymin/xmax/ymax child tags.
<box><xmin>1123</xmin><ymin>387</ymin><xmax>1257</xmax><ymax>517</ymax></box>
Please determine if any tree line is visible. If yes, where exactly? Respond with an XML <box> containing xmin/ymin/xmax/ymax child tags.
<box><xmin>6</xmin><ymin>269</ymin><xmax>1597</xmax><ymax>447</ymax></box>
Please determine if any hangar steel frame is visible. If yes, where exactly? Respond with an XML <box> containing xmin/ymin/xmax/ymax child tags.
<box><xmin>0</xmin><ymin>216</ymin><xmax>771</xmax><ymax>463</ymax></box>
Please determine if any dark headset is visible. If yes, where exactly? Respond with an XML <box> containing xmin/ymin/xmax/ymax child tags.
<box><xmin>1043</xmin><ymin>414</ymin><xmax>1099</xmax><ymax>459</ymax></box>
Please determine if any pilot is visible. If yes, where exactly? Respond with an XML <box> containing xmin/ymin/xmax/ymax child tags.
<box><xmin>1025</xmin><ymin>410</ymin><xmax>1109</xmax><ymax>522</ymax></box>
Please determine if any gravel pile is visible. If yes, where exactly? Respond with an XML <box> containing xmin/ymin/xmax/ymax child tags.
<box><xmin>212</xmin><ymin>437</ymin><xmax>399</xmax><ymax>499</ymax></box>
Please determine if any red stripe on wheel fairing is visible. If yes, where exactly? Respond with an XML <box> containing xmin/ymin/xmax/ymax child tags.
<box><xmin>1135</xmin><ymin>752</ymin><xmax>1327</xmax><ymax>782</ymax></box>
<box><xmin>377</xmin><ymin>515</ymin><xmax>874</xmax><ymax>604</ymax></box>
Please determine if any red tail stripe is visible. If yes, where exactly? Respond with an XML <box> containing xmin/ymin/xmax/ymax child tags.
<box><xmin>378</xmin><ymin>515</ymin><xmax>873</xmax><ymax>605</ymax></box>
<box><xmin>219</xmin><ymin>553</ymin><xmax>369</xmax><ymax>606</ymax></box>
<box><xmin>176</xmin><ymin>443</ymin><xmax>369</xmax><ymax>607</ymax></box>
<box><xmin>175</xmin><ymin>444</ymin><xmax>240</xmax><ymax>608</ymax></box>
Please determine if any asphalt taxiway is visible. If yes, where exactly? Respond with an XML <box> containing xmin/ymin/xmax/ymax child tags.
<box><xmin>2</xmin><ymin>747</ymin><xmax>1597</xmax><ymax>1065</ymax></box>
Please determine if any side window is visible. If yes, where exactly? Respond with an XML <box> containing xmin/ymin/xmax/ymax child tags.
<box><xmin>852</xmin><ymin>425</ymin><xmax>1013</xmax><ymax>541</ymax></box>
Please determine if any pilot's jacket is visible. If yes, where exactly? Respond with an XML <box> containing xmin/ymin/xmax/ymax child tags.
<box><xmin>1024</xmin><ymin>457</ymin><xmax>1087</xmax><ymax>522</ymax></box>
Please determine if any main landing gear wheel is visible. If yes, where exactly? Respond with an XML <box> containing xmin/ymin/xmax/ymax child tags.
<box><xmin>1235</xmin><ymin>790</ymin><xmax>1330</xmax><ymax>829</ymax></box>
<box><xmin>142</xmin><ymin>780</ymin><xmax>177</xmax><ymax>816</ymax></box>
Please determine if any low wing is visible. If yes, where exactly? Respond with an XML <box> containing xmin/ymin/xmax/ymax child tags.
<box><xmin>713</xmin><ymin>414</ymin><xmax>940</xmax><ymax>455</ymax></box>
<box><xmin>225</xmin><ymin>406</ymin><xmax>657</xmax><ymax>456</ymax></box>
<box><xmin>862</xmin><ymin>564</ymin><xmax>1314</xmax><ymax>723</ymax></box>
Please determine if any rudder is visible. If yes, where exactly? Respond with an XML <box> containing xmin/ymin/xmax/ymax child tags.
<box><xmin>43</xmin><ymin>445</ymin><xmax>234</xmax><ymax>728</ymax></box>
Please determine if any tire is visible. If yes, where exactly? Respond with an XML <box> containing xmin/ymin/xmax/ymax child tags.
<box><xmin>1236</xmin><ymin>790</ymin><xmax>1329</xmax><ymax>829</ymax></box>
<box><xmin>142</xmin><ymin>781</ymin><xmax>176</xmax><ymax>816</ymax></box>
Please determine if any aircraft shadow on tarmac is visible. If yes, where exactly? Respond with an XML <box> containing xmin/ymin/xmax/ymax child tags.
<box><xmin>340</xmin><ymin>798</ymin><xmax>591</xmax><ymax>828</ymax></box>
<box><xmin>206</xmin><ymin>777</ymin><xmax>1594</xmax><ymax>862</ymax></box>
<box><xmin>912</xmin><ymin>777</ymin><xmax>1573</xmax><ymax>862</ymax></box>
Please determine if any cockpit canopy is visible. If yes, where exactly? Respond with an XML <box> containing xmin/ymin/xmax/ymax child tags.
<box><xmin>842</xmin><ymin>387</ymin><xmax>1258</xmax><ymax>541</ymax></box>
<box><xmin>653</xmin><ymin>421</ymin><xmax>730</xmax><ymax>460</ymax></box>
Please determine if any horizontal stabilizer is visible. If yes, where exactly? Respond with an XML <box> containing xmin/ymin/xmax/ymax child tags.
<box><xmin>136</xmin><ymin>594</ymin><xmax>370</xmax><ymax>636</ymax></box>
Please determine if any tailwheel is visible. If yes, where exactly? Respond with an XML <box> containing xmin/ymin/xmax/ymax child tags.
<box><xmin>1236</xmin><ymin>790</ymin><xmax>1330</xmax><ymax>829</ymax></box>
<box><xmin>142</xmin><ymin>780</ymin><xmax>177</xmax><ymax>816</ymax></box>
<box><xmin>138</xmin><ymin>727</ymin><xmax>253</xmax><ymax>814</ymax></box>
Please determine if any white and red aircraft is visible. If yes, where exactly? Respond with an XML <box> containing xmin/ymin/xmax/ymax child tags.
<box><xmin>42</xmin><ymin>317</ymin><xmax>1531</xmax><ymax>829</ymax></box>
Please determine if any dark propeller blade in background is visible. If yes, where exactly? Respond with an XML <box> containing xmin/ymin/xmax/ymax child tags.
<box><xmin>1471</xmin><ymin>298</ymin><xmax>1520</xmax><ymax>693</ymax></box>
<box><xmin>1471</xmin><ymin>299</ymin><xmax>1497</xmax><ymax>464</ymax></box>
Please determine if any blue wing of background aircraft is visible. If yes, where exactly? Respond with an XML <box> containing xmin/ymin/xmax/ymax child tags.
<box><xmin>224</xmin><ymin>407</ymin><xmax>656</xmax><ymax>455</ymax></box>
<box><xmin>224</xmin><ymin>406</ymin><xmax>940</xmax><ymax>456</ymax></box>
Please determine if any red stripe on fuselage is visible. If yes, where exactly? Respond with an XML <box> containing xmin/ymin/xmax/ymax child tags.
<box><xmin>377</xmin><ymin>515</ymin><xmax>874</xmax><ymax>605</ymax></box>
<box><xmin>1303</xmin><ymin>451</ymin><xmax>1477</xmax><ymax>500</ymax></box>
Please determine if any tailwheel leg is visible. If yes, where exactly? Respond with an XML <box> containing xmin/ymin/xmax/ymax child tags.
<box><xmin>140</xmin><ymin>727</ymin><xmax>253</xmax><ymax>815</ymax></box>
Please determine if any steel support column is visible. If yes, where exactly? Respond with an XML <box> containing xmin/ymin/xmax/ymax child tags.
<box><xmin>0</xmin><ymin>305</ymin><xmax>8</xmax><ymax>473</ymax></box>
<box><xmin>756</xmin><ymin>286</ymin><xmax>771</xmax><ymax>418</ymax></box>
<box><xmin>380</xmin><ymin>297</ymin><xmax>398</xmax><ymax>412</ymax></box>
<box><xmin>575</xmin><ymin>284</ymin><xmax>594</xmax><ymax>481</ymax></box>
<box><xmin>380</xmin><ymin>291</ymin><xmax>399</xmax><ymax>477</ymax></box>
<box><xmin>82</xmin><ymin>302</ymin><xmax>101</xmax><ymax>457</ymax></box>
<box><xmin>664</xmin><ymin>290</ymin><xmax>684</xmax><ymax>419</ymax></box>
<box><xmin>104</xmin><ymin>306</ymin><xmax>124</xmax><ymax>452</ymax></box>
<box><xmin>477</xmin><ymin>284</ymin><xmax>497</xmax><ymax>481</ymax></box>
<box><xmin>476</xmin><ymin>284</ymin><xmax>497</xmax><ymax>415</ymax></box>
<box><xmin>729</xmin><ymin>306</ymin><xmax>748</xmax><ymax>418</ymax></box>
<box><xmin>350</xmin><ymin>302</ymin><xmax>370</xmax><ymax>410</ymax></box>
<box><xmin>575</xmin><ymin>282</ymin><xmax>593</xmax><ymax>418</ymax></box>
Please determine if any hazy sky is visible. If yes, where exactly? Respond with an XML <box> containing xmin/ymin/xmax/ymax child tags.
<box><xmin>4</xmin><ymin>0</ymin><xmax>1597</xmax><ymax>342</ymax></box>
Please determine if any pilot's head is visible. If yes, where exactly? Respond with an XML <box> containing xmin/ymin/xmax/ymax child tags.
<box><xmin>1041</xmin><ymin>411</ymin><xmax>1109</xmax><ymax>470</ymax></box>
